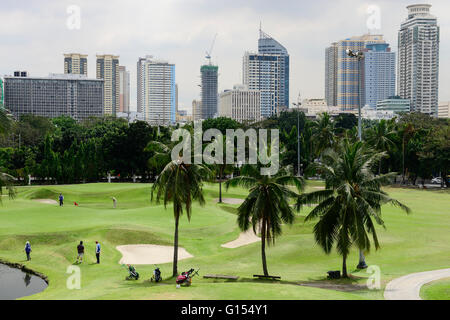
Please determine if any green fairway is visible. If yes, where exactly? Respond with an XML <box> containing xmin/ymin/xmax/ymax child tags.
<box><xmin>0</xmin><ymin>182</ymin><xmax>449</xmax><ymax>300</ymax></box>
<box><xmin>420</xmin><ymin>278</ymin><xmax>450</xmax><ymax>300</ymax></box>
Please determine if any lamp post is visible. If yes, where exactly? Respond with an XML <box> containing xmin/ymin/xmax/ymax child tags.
<box><xmin>292</xmin><ymin>101</ymin><xmax>302</xmax><ymax>177</ymax></box>
<box><xmin>346</xmin><ymin>48</ymin><xmax>368</xmax><ymax>270</ymax></box>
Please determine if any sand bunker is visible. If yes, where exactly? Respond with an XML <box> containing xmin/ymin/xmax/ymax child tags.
<box><xmin>313</xmin><ymin>186</ymin><xmax>325</xmax><ymax>190</ymax></box>
<box><xmin>117</xmin><ymin>244</ymin><xmax>193</xmax><ymax>265</ymax></box>
<box><xmin>221</xmin><ymin>229</ymin><xmax>260</xmax><ymax>249</ymax></box>
<box><xmin>216</xmin><ymin>198</ymin><xmax>244</xmax><ymax>205</ymax></box>
<box><xmin>34</xmin><ymin>199</ymin><xmax>58</xmax><ymax>205</ymax></box>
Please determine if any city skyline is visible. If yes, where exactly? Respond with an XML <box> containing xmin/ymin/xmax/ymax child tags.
<box><xmin>0</xmin><ymin>0</ymin><xmax>449</xmax><ymax>114</ymax></box>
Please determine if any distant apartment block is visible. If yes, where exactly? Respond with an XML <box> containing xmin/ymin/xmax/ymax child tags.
<box><xmin>136</xmin><ymin>56</ymin><xmax>176</xmax><ymax>125</ymax></box>
<box><xmin>119</xmin><ymin>66</ymin><xmax>130</xmax><ymax>113</ymax></box>
<box><xmin>398</xmin><ymin>4</ymin><xmax>440</xmax><ymax>116</ymax></box>
<box><xmin>4</xmin><ymin>73</ymin><xmax>103</xmax><ymax>121</ymax></box>
<box><xmin>96</xmin><ymin>54</ymin><xmax>119</xmax><ymax>116</ymax></box>
<box><xmin>64</xmin><ymin>53</ymin><xmax>88</xmax><ymax>76</ymax></box>
<box><xmin>192</xmin><ymin>99</ymin><xmax>202</xmax><ymax>121</ymax></box>
<box><xmin>219</xmin><ymin>85</ymin><xmax>261</xmax><ymax>123</ymax></box>
<box><xmin>363</xmin><ymin>43</ymin><xmax>396</xmax><ymax>109</ymax></box>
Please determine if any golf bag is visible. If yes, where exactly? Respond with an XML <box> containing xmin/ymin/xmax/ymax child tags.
<box><xmin>125</xmin><ymin>264</ymin><xmax>140</xmax><ymax>280</ymax></box>
<box><xmin>176</xmin><ymin>268</ymin><xmax>199</xmax><ymax>286</ymax></box>
<box><xmin>151</xmin><ymin>267</ymin><xmax>162</xmax><ymax>282</ymax></box>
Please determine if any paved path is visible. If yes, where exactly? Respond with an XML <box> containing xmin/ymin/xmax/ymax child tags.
<box><xmin>384</xmin><ymin>268</ymin><xmax>450</xmax><ymax>300</ymax></box>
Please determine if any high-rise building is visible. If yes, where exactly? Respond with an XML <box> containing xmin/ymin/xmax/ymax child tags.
<box><xmin>219</xmin><ymin>85</ymin><xmax>261</xmax><ymax>123</ymax></box>
<box><xmin>64</xmin><ymin>53</ymin><xmax>88</xmax><ymax>76</ymax></box>
<box><xmin>398</xmin><ymin>4</ymin><xmax>440</xmax><ymax>116</ymax></box>
<box><xmin>363</xmin><ymin>43</ymin><xmax>396</xmax><ymax>109</ymax></box>
<box><xmin>118</xmin><ymin>66</ymin><xmax>130</xmax><ymax>113</ymax></box>
<box><xmin>243</xmin><ymin>29</ymin><xmax>289</xmax><ymax>118</ymax></box>
<box><xmin>200</xmin><ymin>65</ymin><xmax>218</xmax><ymax>119</ymax></box>
<box><xmin>0</xmin><ymin>78</ymin><xmax>4</xmax><ymax>106</ymax></box>
<box><xmin>192</xmin><ymin>99</ymin><xmax>202</xmax><ymax>121</ymax></box>
<box><xmin>96</xmin><ymin>54</ymin><xmax>119</xmax><ymax>116</ymax></box>
<box><xmin>326</xmin><ymin>34</ymin><xmax>387</xmax><ymax>111</ymax></box>
<box><xmin>325</xmin><ymin>43</ymin><xmax>338</xmax><ymax>107</ymax></box>
<box><xmin>4</xmin><ymin>73</ymin><xmax>103</xmax><ymax>121</ymax></box>
<box><xmin>136</xmin><ymin>55</ymin><xmax>176</xmax><ymax>125</ymax></box>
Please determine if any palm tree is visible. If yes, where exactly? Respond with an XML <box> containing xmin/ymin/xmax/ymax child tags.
<box><xmin>151</xmin><ymin>160</ymin><xmax>211</xmax><ymax>277</ymax></box>
<box><xmin>225</xmin><ymin>165</ymin><xmax>304</xmax><ymax>276</ymax></box>
<box><xmin>297</xmin><ymin>140</ymin><xmax>410</xmax><ymax>278</ymax></box>
<box><xmin>366</xmin><ymin>120</ymin><xmax>397</xmax><ymax>174</ymax></box>
<box><xmin>311</xmin><ymin>113</ymin><xmax>335</xmax><ymax>157</ymax></box>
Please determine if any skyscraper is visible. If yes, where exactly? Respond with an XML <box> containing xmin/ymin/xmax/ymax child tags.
<box><xmin>136</xmin><ymin>55</ymin><xmax>176</xmax><ymax>125</ymax></box>
<box><xmin>398</xmin><ymin>4</ymin><xmax>440</xmax><ymax>116</ymax></box>
<box><xmin>325</xmin><ymin>43</ymin><xmax>338</xmax><ymax>107</ymax></box>
<box><xmin>363</xmin><ymin>43</ymin><xmax>396</xmax><ymax>109</ymax></box>
<box><xmin>326</xmin><ymin>34</ymin><xmax>387</xmax><ymax>110</ymax></box>
<box><xmin>243</xmin><ymin>28</ymin><xmax>289</xmax><ymax>118</ymax></box>
<box><xmin>64</xmin><ymin>53</ymin><xmax>88</xmax><ymax>76</ymax></box>
<box><xmin>118</xmin><ymin>66</ymin><xmax>130</xmax><ymax>113</ymax></box>
<box><xmin>200</xmin><ymin>65</ymin><xmax>218</xmax><ymax>119</ymax></box>
<box><xmin>96</xmin><ymin>54</ymin><xmax>119</xmax><ymax>116</ymax></box>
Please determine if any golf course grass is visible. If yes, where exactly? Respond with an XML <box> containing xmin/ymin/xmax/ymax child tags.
<box><xmin>0</xmin><ymin>181</ymin><xmax>449</xmax><ymax>300</ymax></box>
<box><xmin>420</xmin><ymin>278</ymin><xmax>450</xmax><ymax>300</ymax></box>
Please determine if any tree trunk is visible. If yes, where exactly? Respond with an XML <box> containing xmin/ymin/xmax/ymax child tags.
<box><xmin>218</xmin><ymin>166</ymin><xmax>223</xmax><ymax>203</ymax></box>
<box><xmin>342</xmin><ymin>254</ymin><xmax>348</xmax><ymax>278</ymax></box>
<box><xmin>173</xmin><ymin>214</ymin><xmax>180</xmax><ymax>277</ymax></box>
<box><xmin>378</xmin><ymin>159</ymin><xmax>382</xmax><ymax>175</ymax></box>
<box><xmin>261</xmin><ymin>219</ymin><xmax>269</xmax><ymax>276</ymax></box>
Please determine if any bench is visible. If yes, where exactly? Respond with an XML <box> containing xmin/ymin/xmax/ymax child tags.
<box><xmin>203</xmin><ymin>274</ymin><xmax>239</xmax><ymax>280</ymax></box>
<box><xmin>253</xmin><ymin>274</ymin><xmax>281</xmax><ymax>281</ymax></box>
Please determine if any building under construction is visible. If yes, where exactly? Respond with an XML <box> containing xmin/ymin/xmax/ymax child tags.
<box><xmin>200</xmin><ymin>65</ymin><xmax>218</xmax><ymax>120</ymax></box>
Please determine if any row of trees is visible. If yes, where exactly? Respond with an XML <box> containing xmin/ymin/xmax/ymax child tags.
<box><xmin>1</xmin><ymin>111</ymin><xmax>447</xmax><ymax>187</ymax></box>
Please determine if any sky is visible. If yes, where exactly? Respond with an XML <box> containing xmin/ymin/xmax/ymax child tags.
<box><xmin>0</xmin><ymin>0</ymin><xmax>448</xmax><ymax>113</ymax></box>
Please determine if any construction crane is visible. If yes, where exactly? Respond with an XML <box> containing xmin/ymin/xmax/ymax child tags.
<box><xmin>205</xmin><ymin>33</ymin><xmax>217</xmax><ymax>65</ymax></box>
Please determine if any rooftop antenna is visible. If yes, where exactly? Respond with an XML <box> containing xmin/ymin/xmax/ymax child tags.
<box><xmin>205</xmin><ymin>33</ymin><xmax>217</xmax><ymax>65</ymax></box>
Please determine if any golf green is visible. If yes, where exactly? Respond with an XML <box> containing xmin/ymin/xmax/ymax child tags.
<box><xmin>0</xmin><ymin>182</ymin><xmax>448</xmax><ymax>300</ymax></box>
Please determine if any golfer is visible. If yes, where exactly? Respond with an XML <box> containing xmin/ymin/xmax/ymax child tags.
<box><xmin>112</xmin><ymin>197</ymin><xmax>117</xmax><ymax>209</ymax></box>
<box><xmin>59</xmin><ymin>193</ymin><xmax>64</xmax><ymax>206</ymax></box>
<box><xmin>76</xmin><ymin>241</ymin><xmax>85</xmax><ymax>263</ymax></box>
<box><xmin>25</xmin><ymin>241</ymin><xmax>32</xmax><ymax>261</ymax></box>
<box><xmin>95</xmin><ymin>241</ymin><xmax>101</xmax><ymax>264</ymax></box>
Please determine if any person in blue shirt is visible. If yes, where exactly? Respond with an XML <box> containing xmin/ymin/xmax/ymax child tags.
<box><xmin>25</xmin><ymin>241</ymin><xmax>32</xmax><ymax>261</ymax></box>
<box><xmin>95</xmin><ymin>241</ymin><xmax>101</xmax><ymax>264</ymax></box>
<box><xmin>59</xmin><ymin>193</ymin><xmax>64</xmax><ymax>206</ymax></box>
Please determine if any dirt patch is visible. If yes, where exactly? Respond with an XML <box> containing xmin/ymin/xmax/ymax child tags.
<box><xmin>34</xmin><ymin>199</ymin><xmax>58</xmax><ymax>205</ymax></box>
<box><xmin>216</xmin><ymin>198</ymin><xmax>244</xmax><ymax>205</ymax></box>
<box><xmin>117</xmin><ymin>244</ymin><xmax>193</xmax><ymax>265</ymax></box>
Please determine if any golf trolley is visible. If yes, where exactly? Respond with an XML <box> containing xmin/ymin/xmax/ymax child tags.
<box><xmin>176</xmin><ymin>268</ymin><xmax>200</xmax><ymax>287</ymax></box>
<box><xmin>150</xmin><ymin>265</ymin><xmax>162</xmax><ymax>282</ymax></box>
<box><xmin>123</xmin><ymin>264</ymin><xmax>140</xmax><ymax>280</ymax></box>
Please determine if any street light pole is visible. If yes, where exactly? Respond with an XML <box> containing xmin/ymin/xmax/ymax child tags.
<box><xmin>293</xmin><ymin>102</ymin><xmax>301</xmax><ymax>177</ymax></box>
<box><xmin>346</xmin><ymin>49</ymin><xmax>368</xmax><ymax>270</ymax></box>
